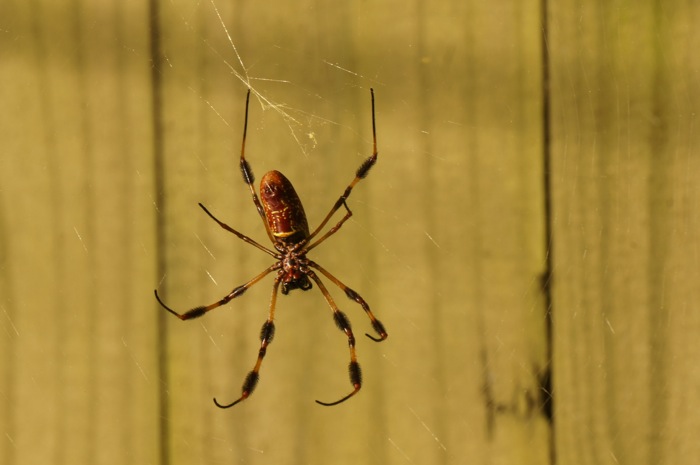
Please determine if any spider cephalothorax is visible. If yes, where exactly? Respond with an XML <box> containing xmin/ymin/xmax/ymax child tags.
<box><xmin>279</xmin><ymin>253</ymin><xmax>312</xmax><ymax>295</ymax></box>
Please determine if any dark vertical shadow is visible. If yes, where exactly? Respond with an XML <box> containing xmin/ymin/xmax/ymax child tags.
<box><xmin>415</xmin><ymin>0</ymin><xmax>447</xmax><ymax>460</ymax></box>
<box><xmin>148</xmin><ymin>1</ymin><xmax>169</xmax><ymax>464</ymax></box>
<box><xmin>0</xmin><ymin>200</ymin><xmax>15</xmax><ymax>465</ymax></box>
<box><xmin>647</xmin><ymin>3</ymin><xmax>670</xmax><ymax>463</ymax></box>
<box><xmin>540</xmin><ymin>0</ymin><xmax>556</xmax><ymax>464</ymax></box>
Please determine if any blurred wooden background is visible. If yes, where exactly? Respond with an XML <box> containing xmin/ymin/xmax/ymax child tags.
<box><xmin>1</xmin><ymin>0</ymin><xmax>699</xmax><ymax>464</ymax></box>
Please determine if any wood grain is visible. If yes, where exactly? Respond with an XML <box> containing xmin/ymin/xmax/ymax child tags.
<box><xmin>548</xmin><ymin>1</ymin><xmax>700</xmax><ymax>464</ymax></box>
<box><xmin>1</xmin><ymin>0</ymin><xmax>698</xmax><ymax>464</ymax></box>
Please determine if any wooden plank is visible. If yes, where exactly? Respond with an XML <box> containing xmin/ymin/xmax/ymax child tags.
<box><xmin>0</xmin><ymin>1</ymin><xmax>158</xmax><ymax>464</ymax></box>
<box><xmin>369</xmin><ymin>2</ymin><xmax>550</xmax><ymax>464</ymax></box>
<box><xmin>155</xmin><ymin>1</ymin><xmax>548</xmax><ymax>464</ymax></box>
<box><xmin>548</xmin><ymin>1</ymin><xmax>700</xmax><ymax>464</ymax></box>
<box><xmin>2</xmin><ymin>0</ymin><xmax>550</xmax><ymax>463</ymax></box>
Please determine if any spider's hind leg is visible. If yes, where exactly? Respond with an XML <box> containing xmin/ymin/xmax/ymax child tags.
<box><xmin>303</xmin><ymin>89</ymin><xmax>378</xmax><ymax>249</ymax></box>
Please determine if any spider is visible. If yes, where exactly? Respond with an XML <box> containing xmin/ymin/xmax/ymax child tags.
<box><xmin>154</xmin><ymin>89</ymin><xmax>387</xmax><ymax>408</ymax></box>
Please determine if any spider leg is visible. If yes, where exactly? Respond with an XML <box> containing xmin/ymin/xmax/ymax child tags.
<box><xmin>214</xmin><ymin>276</ymin><xmax>281</xmax><ymax>408</ymax></box>
<box><xmin>198</xmin><ymin>203</ymin><xmax>279</xmax><ymax>259</ymax></box>
<box><xmin>307</xmin><ymin>270</ymin><xmax>362</xmax><ymax>406</ymax></box>
<box><xmin>303</xmin><ymin>89</ymin><xmax>377</xmax><ymax>247</ymax></box>
<box><xmin>303</xmin><ymin>200</ymin><xmax>352</xmax><ymax>253</ymax></box>
<box><xmin>154</xmin><ymin>263</ymin><xmax>281</xmax><ymax>320</ymax></box>
<box><xmin>238</xmin><ymin>89</ymin><xmax>276</xmax><ymax>243</ymax></box>
<box><xmin>309</xmin><ymin>261</ymin><xmax>387</xmax><ymax>342</ymax></box>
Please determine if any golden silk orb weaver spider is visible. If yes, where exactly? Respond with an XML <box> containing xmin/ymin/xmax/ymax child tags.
<box><xmin>154</xmin><ymin>89</ymin><xmax>387</xmax><ymax>408</ymax></box>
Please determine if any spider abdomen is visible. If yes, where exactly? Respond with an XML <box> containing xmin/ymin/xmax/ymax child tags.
<box><xmin>260</xmin><ymin>170</ymin><xmax>310</xmax><ymax>244</ymax></box>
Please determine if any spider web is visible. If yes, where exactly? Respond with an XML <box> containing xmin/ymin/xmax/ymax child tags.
<box><xmin>163</xmin><ymin>0</ymin><xmax>375</xmax><ymax>161</ymax></box>
<box><xmin>154</xmin><ymin>2</ymin><xmax>444</xmax><ymax>465</ymax></box>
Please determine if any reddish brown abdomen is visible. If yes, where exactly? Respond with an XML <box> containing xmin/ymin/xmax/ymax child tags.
<box><xmin>260</xmin><ymin>170</ymin><xmax>310</xmax><ymax>244</ymax></box>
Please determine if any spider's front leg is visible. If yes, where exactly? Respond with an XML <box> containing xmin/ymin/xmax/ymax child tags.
<box><xmin>306</xmin><ymin>270</ymin><xmax>363</xmax><ymax>406</ymax></box>
<box><xmin>309</xmin><ymin>261</ymin><xmax>387</xmax><ymax>342</ymax></box>
<box><xmin>214</xmin><ymin>276</ymin><xmax>282</xmax><ymax>408</ymax></box>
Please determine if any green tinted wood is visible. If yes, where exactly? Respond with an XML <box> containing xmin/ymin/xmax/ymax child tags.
<box><xmin>3</xmin><ymin>0</ymin><xmax>699</xmax><ymax>464</ymax></box>
<box><xmin>0</xmin><ymin>0</ymin><xmax>158</xmax><ymax>464</ymax></box>
<box><xmin>549</xmin><ymin>1</ymin><xmax>700</xmax><ymax>464</ymax></box>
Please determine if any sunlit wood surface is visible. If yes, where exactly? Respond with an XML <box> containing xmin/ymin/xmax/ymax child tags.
<box><xmin>1</xmin><ymin>1</ymin><xmax>698</xmax><ymax>464</ymax></box>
